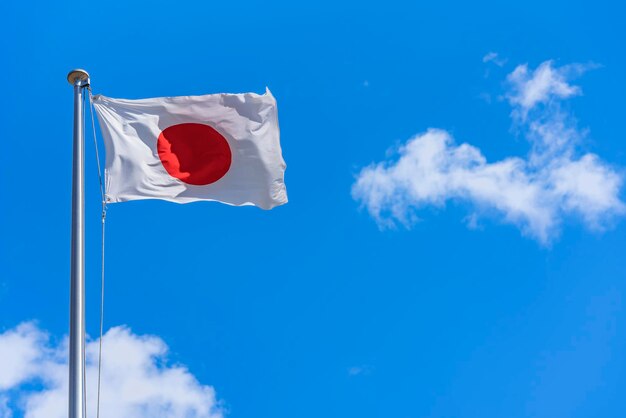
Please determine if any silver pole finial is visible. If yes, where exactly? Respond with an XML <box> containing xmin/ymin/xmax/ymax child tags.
<box><xmin>67</xmin><ymin>69</ymin><xmax>90</xmax><ymax>86</ymax></box>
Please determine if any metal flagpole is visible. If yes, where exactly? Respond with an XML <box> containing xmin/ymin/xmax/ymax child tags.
<box><xmin>67</xmin><ymin>69</ymin><xmax>90</xmax><ymax>418</ymax></box>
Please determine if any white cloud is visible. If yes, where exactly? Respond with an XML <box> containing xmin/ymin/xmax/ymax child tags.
<box><xmin>482</xmin><ymin>52</ymin><xmax>507</xmax><ymax>67</ymax></box>
<box><xmin>352</xmin><ymin>60</ymin><xmax>624</xmax><ymax>244</ymax></box>
<box><xmin>347</xmin><ymin>365</ymin><xmax>373</xmax><ymax>376</ymax></box>
<box><xmin>0</xmin><ymin>322</ymin><xmax>48</xmax><ymax>391</ymax></box>
<box><xmin>506</xmin><ymin>60</ymin><xmax>593</xmax><ymax>120</ymax></box>
<box><xmin>0</xmin><ymin>322</ymin><xmax>223</xmax><ymax>418</ymax></box>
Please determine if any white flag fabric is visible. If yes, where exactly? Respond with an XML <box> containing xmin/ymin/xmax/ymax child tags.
<box><xmin>92</xmin><ymin>89</ymin><xmax>287</xmax><ymax>209</ymax></box>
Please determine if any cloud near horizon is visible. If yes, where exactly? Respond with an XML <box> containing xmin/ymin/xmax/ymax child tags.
<box><xmin>0</xmin><ymin>322</ymin><xmax>223</xmax><ymax>418</ymax></box>
<box><xmin>352</xmin><ymin>60</ymin><xmax>624</xmax><ymax>244</ymax></box>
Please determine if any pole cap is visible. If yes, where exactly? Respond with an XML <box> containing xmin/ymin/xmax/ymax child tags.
<box><xmin>67</xmin><ymin>69</ymin><xmax>90</xmax><ymax>85</ymax></box>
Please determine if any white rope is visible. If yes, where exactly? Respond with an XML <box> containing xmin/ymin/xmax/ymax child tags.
<box><xmin>88</xmin><ymin>89</ymin><xmax>108</xmax><ymax>418</ymax></box>
<box><xmin>95</xmin><ymin>205</ymin><xmax>106</xmax><ymax>418</ymax></box>
<box><xmin>88</xmin><ymin>90</ymin><xmax>106</xmax><ymax>205</ymax></box>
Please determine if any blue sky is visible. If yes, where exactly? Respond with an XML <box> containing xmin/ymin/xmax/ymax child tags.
<box><xmin>1</xmin><ymin>1</ymin><xmax>626</xmax><ymax>417</ymax></box>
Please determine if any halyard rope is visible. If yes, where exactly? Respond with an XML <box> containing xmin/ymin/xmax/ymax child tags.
<box><xmin>87</xmin><ymin>89</ymin><xmax>107</xmax><ymax>418</ymax></box>
<box><xmin>88</xmin><ymin>90</ymin><xmax>106</xmax><ymax>205</ymax></box>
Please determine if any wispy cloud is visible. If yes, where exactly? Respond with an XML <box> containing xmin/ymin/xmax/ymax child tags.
<box><xmin>0</xmin><ymin>395</ymin><xmax>12</xmax><ymax>418</ymax></box>
<box><xmin>0</xmin><ymin>322</ymin><xmax>223</xmax><ymax>418</ymax></box>
<box><xmin>347</xmin><ymin>365</ymin><xmax>373</xmax><ymax>376</ymax></box>
<box><xmin>352</xmin><ymin>60</ymin><xmax>624</xmax><ymax>244</ymax></box>
<box><xmin>506</xmin><ymin>60</ymin><xmax>593</xmax><ymax>120</ymax></box>
<box><xmin>482</xmin><ymin>52</ymin><xmax>507</xmax><ymax>67</ymax></box>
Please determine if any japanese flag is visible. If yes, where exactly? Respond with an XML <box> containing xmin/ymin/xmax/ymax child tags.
<box><xmin>92</xmin><ymin>89</ymin><xmax>287</xmax><ymax>210</ymax></box>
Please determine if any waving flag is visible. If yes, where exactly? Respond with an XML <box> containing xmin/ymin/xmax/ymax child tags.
<box><xmin>92</xmin><ymin>89</ymin><xmax>287</xmax><ymax>210</ymax></box>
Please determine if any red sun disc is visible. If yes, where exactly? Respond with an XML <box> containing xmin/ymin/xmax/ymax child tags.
<box><xmin>157</xmin><ymin>123</ymin><xmax>232</xmax><ymax>186</ymax></box>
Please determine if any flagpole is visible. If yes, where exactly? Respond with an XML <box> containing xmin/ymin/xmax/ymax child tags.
<box><xmin>67</xmin><ymin>69</ymin><xmax>89</xmax><ymax>418</ymax></box>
